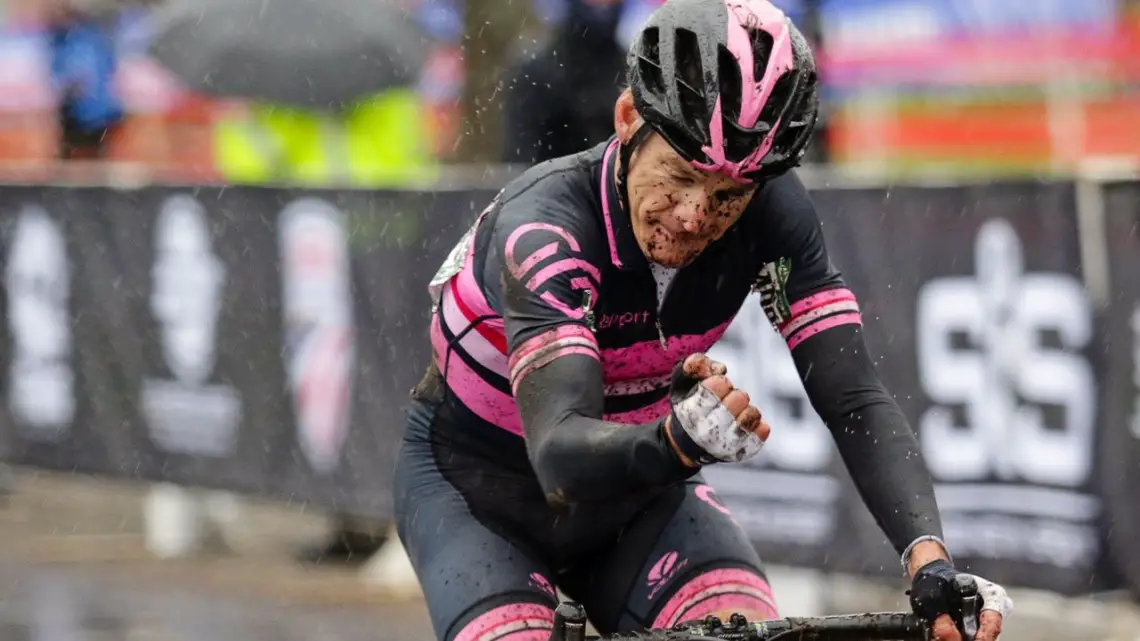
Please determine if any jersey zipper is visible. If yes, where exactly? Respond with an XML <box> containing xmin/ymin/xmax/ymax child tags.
<box><xmin>654</xmin><ymin>318</ymin><xmax>667</xmax><ymax>350</ymax></box>
<box><xmin>653</xmin><ymin>270</ymin><xmax>678</xmax><ymax>351</ymax></box>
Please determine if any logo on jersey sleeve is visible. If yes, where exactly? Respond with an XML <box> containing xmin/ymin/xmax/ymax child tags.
<box><xmin>752</xmin><ymin>257</ymin><xmax>792</xmax><ymax>329</ymax></box>
<box><xmin>504</xmin><ymin>222</ymin><xmax>601</xmax><ymax>319</ymax></box>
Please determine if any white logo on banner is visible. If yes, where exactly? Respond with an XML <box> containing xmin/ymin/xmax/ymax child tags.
<box><xmin>279</xmin><ymin>199</ymin><xmax>356</xmax><ymax>474</ymax></box>
<box><xmin>704</xmin><ymin>301</ymin><xmax>838</xmax><ymax>546</ymax></box>
<box><xmin>141</xmin><ymin>195</ymin><xmax>241</xmax><ymax>457</ymax></box>
<box><xmin>1130</xmin><ymin>306</ymin><xmax>1140</xmax><ymax>439</ymax></box>
<box><xmin>5</xmin><ymin>205</ymin><xmax>75</xmax><ymax>438</ymax></box>
<box><xmin>916</xmin><ymin>218</ymin><xmax>1097</xmax><ymax>569</ymax></box>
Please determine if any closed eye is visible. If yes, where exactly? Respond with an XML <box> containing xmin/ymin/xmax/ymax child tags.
<box><xmin>668</xmin><ymin>169</ymin><xmax>698</xmax><ymax>185</ymax></box>
<box><xmin>714</xmin><ymin>186</ymin><xmax>753</xmax><ymax>201</ymax></box>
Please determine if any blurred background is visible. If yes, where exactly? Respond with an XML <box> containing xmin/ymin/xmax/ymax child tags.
<box><xmin>3</xmin><ymin>0</ymin><xmax>1139</xmax><ymax>179</ymax></box>
<box><xmin>1</xmin><ymin>0</ymin><xmax>1140</xmax><ymax>640</ymax></box>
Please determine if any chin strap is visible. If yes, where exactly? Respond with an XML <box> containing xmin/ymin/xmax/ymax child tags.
<box><xmin>616</xmin><ymin>124</ymin><xmax>653</xmax><ymax>214</ymax></box>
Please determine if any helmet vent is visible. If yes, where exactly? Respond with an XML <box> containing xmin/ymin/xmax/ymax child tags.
<box><xmin>747</xmin><ymin>27</ymin><xmax>774</xmax><ymax>82</ymax></box>
<box><xmin>717</xmin><ymin>45</ymin><xmax>743</xmax><ymax>126</ymax></box>
<box><xmin>674</xmin><ymin>28</ymin><xmax>707</xmax><ymax>140</ymax></box>
<box><xmin>637</xmin><ymin>27</ymin><xmax>665</xmax><ymax>98</ymax></box>
<box><xmin>770</xmin><ymin>70</ymin><xmax>818</xmax><ymax>158</ymax></box>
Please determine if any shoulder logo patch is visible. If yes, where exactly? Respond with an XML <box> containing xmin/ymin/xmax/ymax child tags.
<box><xmin>753</xmin><ymin>257</ymin><xmax>792</xmax><ymax>329</ymax></box>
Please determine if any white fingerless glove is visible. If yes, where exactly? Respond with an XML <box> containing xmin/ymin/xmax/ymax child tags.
<box><xmin>665</xmin><ymin>360</ymin><xmax>764</xmax><ymax>465</ymax></box>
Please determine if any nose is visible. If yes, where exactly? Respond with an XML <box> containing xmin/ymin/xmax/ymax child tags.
<box><xmin>671</xmin><ymin>190</ymin><xmax>709</xmax><ymax>234</ymax></box>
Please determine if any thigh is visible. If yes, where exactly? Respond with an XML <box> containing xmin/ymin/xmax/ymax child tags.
<box><xmin>563</xmin><ymin>477</ymin><xmax>779</xmax><ymax>634</ymax></box>
<box><xmin>395</xmin><ymin>400</ymin><xmax>559</xmax><ymax>641</ymax></box>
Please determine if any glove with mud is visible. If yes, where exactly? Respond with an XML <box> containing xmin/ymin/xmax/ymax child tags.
<box><xmin>663</xmin><ymin>353</ymin><xmax>770</xmax><ymax>467</ymax></box>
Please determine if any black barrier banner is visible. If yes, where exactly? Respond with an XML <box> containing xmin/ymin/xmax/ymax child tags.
<box><xmin>812</xmin><ymin>182</ymin><xmax>1112</xmax><ymax>594</ymax></box>
<box><xmin>0</xmin><ymin>187</ymin><xmax>295</xmax><ymax>494</ymax></box>
<box><xmin>1098</xmin><ymin>181</ymin><xmax>1140</xmax><ymax>596</ymax></box>
<box><xmin>2</xmin><ymin>180</ymin><xmax>1137</xmax><ymax>597</ymax></box>
<box><xmin>0</xmin><ymin>185</ymin><xmax>495</xmax><ymax>519</ymax></box>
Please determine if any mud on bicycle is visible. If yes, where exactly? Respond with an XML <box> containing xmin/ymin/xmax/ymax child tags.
<box><xmin>550</xmin><ymin>576</ymin><xmax>984</xmax><ymax>641</ymax></box>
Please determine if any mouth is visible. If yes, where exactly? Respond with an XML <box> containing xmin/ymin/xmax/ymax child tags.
<box><xmin>654</xmin><ymin>224</ymin><xmax>714</xmax><ymax>247</ymax></box>
<box><xmin>647</xmin><ymin>232</ymin><xmax>705</xmax><ymax>265</ymax></box>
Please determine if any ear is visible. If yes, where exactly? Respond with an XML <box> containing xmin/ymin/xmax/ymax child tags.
<box><xmin>614</xmin><ymin>89</ymin><xmax>642</xmax><ymax>145</ymax></box>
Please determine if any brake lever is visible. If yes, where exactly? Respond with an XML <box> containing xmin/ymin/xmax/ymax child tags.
<box><xmin>953</xmin><ymin>574</ymin><xmax>981</xmax><ymax>641</ymax></box>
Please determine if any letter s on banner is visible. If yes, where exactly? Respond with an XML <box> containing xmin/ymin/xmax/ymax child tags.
<box><xmin>915</xmin><ymin>218</ymin><xmax>1095</xmax><ymax>488</ymax></box>
<box><xmin>6</xmin><ymin>204</ymin><xmax>74</xmax><ymax>436</ymax></box>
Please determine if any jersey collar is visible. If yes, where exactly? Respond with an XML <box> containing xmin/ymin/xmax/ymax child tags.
<box><xmin>599</xmin><ymin>137</ymin><xmax>649</xmax><ymax>272</ymax></box>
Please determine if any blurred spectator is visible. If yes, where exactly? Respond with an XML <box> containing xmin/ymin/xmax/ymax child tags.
<box><xmin>46</xmin><ymin>1</ymin><xmax>124</xmax><ymax>160</ymax></box>
<box><xmin>501</xmin><ymin>0</ymin><xmax>628</xmax><ymax>164</ymax></box>
<box><xmin>213</xmin><ymin>89</ymin><xmax>435</xmax><ymax>186</ymax></box>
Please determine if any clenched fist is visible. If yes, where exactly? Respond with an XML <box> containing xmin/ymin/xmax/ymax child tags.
<box><xmin>664</xmin><ymin>353</ymin><xmax>771</xmax><ymax>467</ymax></box>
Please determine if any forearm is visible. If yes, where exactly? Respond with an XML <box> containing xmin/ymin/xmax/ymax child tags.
<box><xmin>793</xmin><ymin>325</ymin><xmax>944</xmax><ymax>555</ymax></box>
<box><xmin>828</xmin><ymin>395</ymin><xmax>944</xmax><ymax>554</ymax></box>
<box><xmin>515</xmin><ymin>356</ymin><xmax>695</xmax><ymax>505</ymax></box>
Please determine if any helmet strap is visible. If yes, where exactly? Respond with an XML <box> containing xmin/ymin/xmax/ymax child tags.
<box><xmin>616</xmin><ymin>124</ymin><xmax>653</xmax><ymax>213</ymax></box>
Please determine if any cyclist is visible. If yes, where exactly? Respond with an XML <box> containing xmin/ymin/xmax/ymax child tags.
<box><xmin>396</xmin><ymin>1</ymin><xmax>1013</xmax><ymax>641</ymax></box>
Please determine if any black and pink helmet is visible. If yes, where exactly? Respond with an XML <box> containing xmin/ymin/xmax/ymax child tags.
<box><xmin>627</xmin><ymin>0</ymin><xmax>819</xmax><ymax>182</ymax></box>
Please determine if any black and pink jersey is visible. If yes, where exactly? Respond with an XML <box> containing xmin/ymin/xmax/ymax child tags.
<box><xmin>427</xmin><ymin>137</ymin><xmax>861</xmax><ymax>435</ymax></box>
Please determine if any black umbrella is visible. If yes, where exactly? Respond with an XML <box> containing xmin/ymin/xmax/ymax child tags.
<box><xmin>149</xmin><ymin>0</ymin><xmax>429</xmax><ymax>109</ymax></box>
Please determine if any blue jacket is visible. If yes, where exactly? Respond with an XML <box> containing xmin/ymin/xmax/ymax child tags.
<box><xmin>50</xmin><ymin>20</ymin><xmax>124</xmax><ymax>130</ymax></box>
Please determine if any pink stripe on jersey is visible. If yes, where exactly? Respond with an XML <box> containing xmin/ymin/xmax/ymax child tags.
<box><xmin>509</xmin><ymin>325</ymin><xmax>600</xmax><ymax>393</ymax></box>
<box><xmin>787</xmin><ymin>288</ymin><xmax>856</xmax><ymax>319</ymax></box>
<box><xmin>515</xmin><ymin>241</ymin><xmax>561</xmax><ymax>280</ymax></box>
<box><xmin>453</xmin><ymin>603</ymin><xmax>554</xmax><ymax>641</ymax></box>
<box><xmin>439</xmin><ymin>284</ymin><xmax>510</xmax><ymax>372</ymax></box>
<box><xmin>451</xmin><ymin>215</ymin><xmax>497</xmax><ymax>319</ymax></box>
<box><xmin>786</xmin><ymin>312</ymin><xmax>862</xmax><ymax>350</ymax></box>
<box><xmin>781</xmin><ymin>288</ymin><xmax>862</xmax><ymax>350</ymax></box>
<box><xmin>651</xmin><ymin>569</ymin><xmax>779</xmax><ymax>629</ymax></box>
<box><xmin>512</xmin><ymin>346</ymin><xmax>599</xmax><ymax>395</ymax></box>
<box><xmin>505</xmin><ymin>223</ymin><xmax>582</xmax><ymax>280</ymax></box>
<box><xmin>539</xmin><ymin>292</ymin><xmax>587</xmax><ymax>319</ymax></box>
<box><xmin>510</xmin><ymin>325</ymin><xmax>598</xmax><ymax>370</ymax></box>
<box><xmin>599</xmin><ymin>138</ymin><xmax>623</xmax><ymax>267</ymax></box>
<box><xmin>526</xmin><ymin>258</ymin><xmax>602</xmax><ymax>292</ymax></box>
<box><xmin>779</xmin><ymin>299</ymin><xmax>860</xmax><ymax>338</ymax></box>
<box><xmin>430</xmin><ymin>314</ymin><xmax>524</xmax><ymax>435</ymax></box>
<box><xmin>601</xmin><ymin>320</ymin><xmax>733</xmax><ymax>381</ymax></box>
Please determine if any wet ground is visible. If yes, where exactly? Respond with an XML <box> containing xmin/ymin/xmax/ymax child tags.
<box><xmin>2</xmin><ymin>470</ymin><xmax>1138</xmax><ymax>641</ymax></box>
<box><xmin>0</xmin><ymin>470</ymin><xmax>434</xmax><ymax>641</ymax></box>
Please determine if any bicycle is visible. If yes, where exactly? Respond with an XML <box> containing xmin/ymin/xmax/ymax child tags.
<box><xmin>551</xmin><ymin>575</ymin><xmax>983</xmax><ymax>641</ymax></box>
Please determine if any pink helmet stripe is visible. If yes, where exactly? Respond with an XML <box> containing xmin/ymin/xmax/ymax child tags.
<box><xmin>692</xmin><ymin>97</ymin><xmax>732</xmax><ymax>178</ymax></box>
<box><xmin>724</xmin><ymin>4</ymin><xmax>760</xmax><ymax>128</ymax></box>
<box><xmin>693</xmin><ymin>0</ymin><xmax>798</xmax><ymax>179</ymax></box>
<box><xmin>729</xmin><ymin>0</ymin><xmax>795</xmax><ymax>129</ymax></box>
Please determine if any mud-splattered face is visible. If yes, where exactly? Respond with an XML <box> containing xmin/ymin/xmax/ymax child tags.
<box><xmin>625</xmin><ymin>133</ymin><xmax>756</xmax><ymax>268</ymax></box>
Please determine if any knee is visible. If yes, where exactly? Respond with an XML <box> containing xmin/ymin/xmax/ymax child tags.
<box><xmin>651</xmin><ymin>567</ymin><xmax>779</xmax><ymax>630</ymax></box>
<box><xmin>448</xmin><ymin>602</ymin><xmax>556</xmax><ymax>641</ymax></box>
